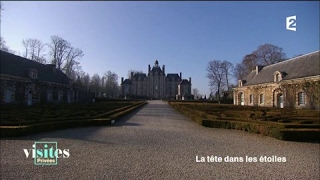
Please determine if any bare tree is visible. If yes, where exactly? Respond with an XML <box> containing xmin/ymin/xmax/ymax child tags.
<box><xmin>48</xmin><ymin>35</ymin><xmax>71</xmax><ymax>70</ymax></box>
<box><xmin>48</xmin><ymin>35</ymin><xmax>84</xmax><ymax>78</ymax></box>
<box><xmin>63</xmin><ymin>47</ymin><xmax>84</xmax><ymax>78</ymax></box>
<box><xmin>103</xmin><ymin>71</ymin><xmax>119</xmax><ymax>97</ymax></box>
<box><xmin>206</xmin><ymin>60</ymin><xmax>226</xmax><ymax>104</ymax></box>
<box><xmin>22</xmin><ymin>39</ymin><xmax>29</xmax><ymax>58</ymax></box>
<box><xmin>242</xmin><ymin>53</ymin><xmax>258</xmax><ymax>73</ymax></box>
<box><xmin>192</xmin><ymin>88</ymin><xmax>199</xmax><ymax>98</ymax></box>
<box><xmin>232</xmin><ymin>63</ymin><xmax>247</xmax><ymax>81</ymax></box>
<box><xmin>34</xmin><ymin>40</ymin><xmax>45</xmax><ymax>62</ymax></box>
<box><xmin>22</xmin><ymin>38</ymin><xmax>46</xmax><ymax>63</ymax></box>
<box><xmin>68</xmin><ymin>61</ymin><xmax>83</xmax><ymax>80</ymax></box>
<box><xmin>90</xmin><ymin>73</ymin><xmax>101</xmax><ymax>95</ymax></box>
<box><xmin>79</xmin><ymin>72</ymin><xmax>91</xmax><ymax>92</ymax></box>
<box><xmin>0</xmin><ymin>36</ymin><xmax>9</xmax><ymax>52</ymax></box>
<box><xmin>253</xmin><ymin>44</ymin><xmax>286</xmax><ymax>65</ymax></box>
<box><xmin>232</xmin><ymin>54</ymin><xmax>258</xmax><ymax>82</ymax></box>
<box><xmin>0</xmin><ymin>4</ymin><xmax>9</xmax><ymax>52</ymax></box>
<box><xmin>221</xmin><ymin>60</ymin><xmax>233</xmax><ymax>90</ymax></box>
<box><xmin>233</xmin><ymin>45</ymin><xmax>286</xmax><ymax>82</ymax></box>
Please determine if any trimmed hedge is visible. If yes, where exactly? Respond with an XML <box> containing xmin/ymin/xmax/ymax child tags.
<box><xmin>0</xmin><ymin>101</ymin><xmax>142</xmax><ymax>126</ymax></box>
<box><xmin>169</xmin><ymin>102</ymin><xmax>320</xmax><ymax>142</ymax></box>
<box><xmin>0</xmin><ymin>101</ymin><xmax>147</xmax><ymax>138</ymax></box>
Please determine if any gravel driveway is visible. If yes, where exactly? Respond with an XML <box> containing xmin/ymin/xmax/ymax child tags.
<box><xmin>1</xmin><ymin>100</ymin><xmax>319</xmax><ymax>180</ymax></box>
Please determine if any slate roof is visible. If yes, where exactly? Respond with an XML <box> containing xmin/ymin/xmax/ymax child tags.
<box><xmin>133</xmin><ymin>73</ymin><xmax>147</xmax><ymax>79</ymax></box>
<box><xmin>179</xmin><ymin>79</ymin><xmax>191</xmax><ymax>85</ymax></box>
<box><xmin>150</xmin><ymin>66</ymin><xmax>163</xmax><ymax>74</ymax></box>
<box><xmin>122</xmin><ymin>79</ymin><xmax>132</xmax><ymax>85</ymax></box>
<box><xmin>0</xmin><ymin>50</ymin><xmax>71</xmax><ymax>85</ymax></box>
<box><xmin>166</xmin><ymin>73</ymin><xmax>180</xmax><ymax>79</ymax></box>
<box><xmin>243</xmin><ymin>50</ymin><xmax>320</xmax><ymax>86</ymax></box>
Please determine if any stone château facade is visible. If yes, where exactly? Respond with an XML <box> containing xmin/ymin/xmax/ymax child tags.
<box><xmin>233</xmin><ymin>50</ymin><xmax>320</xmax><ymax>109</ymax></box>
<box><xmin>0</xmin><ymin>50</ymin><xmax>93</xmax><ymax>105</ymax></box>
<box><xmin>121</xmin><ymin>60</ymin><xmax>192</xmax><ymax>100</ymax></box>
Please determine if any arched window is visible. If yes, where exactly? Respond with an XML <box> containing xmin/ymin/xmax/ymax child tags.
<box><xmin>275</xmin><ymin>73</ymin><xmax>280</xmax><ymax>82</ymax></box>
<box><xmin>238</xmin><ymin>92</ymin><xmax>244</xmax><ymax>105</ymax></box>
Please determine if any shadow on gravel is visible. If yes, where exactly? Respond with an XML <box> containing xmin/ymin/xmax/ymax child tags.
<box><xmin>1</xmin><ymin>102</ymin><xmax>193</xmax><ymax>144</ymax></box>
<box><xmin>1</xmin><ymin>103</ymin><xmax>146</xmax><ymax>142</ymax></box>
<box><xmin>112</xmin><ymin>104</ymin><xmax>145</xmax><ymax>127</ymax></box>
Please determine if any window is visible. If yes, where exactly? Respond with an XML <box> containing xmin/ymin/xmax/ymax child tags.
<box><xmin>238</xmin><ymin>80</ymin><xmax>243</xmax><ymax>87</ymax></box>
<box><xmin>47</xmin><ymin>90</ymin><xmax>52</xmax><ymax>102</ymax></box>
<box><xmin>298</xmin><ymin>92</ymin><xmax>305</xmax><ymax>105</ymax></box>
<box><xmin>29</xmin><ymin>70</ymin><xmax>38</xmax><ymax>79</ymax></box>
<box><xmin>124</xmin><ymin>86</ymin><xmax>129</xmax><ymax>94</ymax></box>
<box><xmin>4</xmin><ymin>90</ymin><xmax>12</xmax><ymax>103</ymax></box>
<box><xmin>67</xmin><ymin>91</ymin><xmax>71</xmax><ymax>103</ymax></box>
<box><xmin>58</xmin><ymin>91</ymin><xmax>63</xmax><ymax>101</ymax></box>
<box><xmin>238</xmin><ymin>92</ymin><xmax>244</xmax><ymax>105</ymax></box>
<box><xmin>249</xmin><ymin>94</ymin><xmax>253</xmax><ymax>104</ymax></box>
<box><xmin>275</xmin><ymin>74</ymin><xmax>280</xmax><ymax>82</ymax></box>
<box><xmin>260</xmin><ymin>94</ymin><xmax>264</xmax><ymax>104</ymax></box>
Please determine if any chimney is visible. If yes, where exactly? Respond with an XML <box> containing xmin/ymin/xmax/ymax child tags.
<box><xmin>162</xmin><ymin>65</ymin><xmax>165</xmax><ymax>74</ymax></box>
<box><xmin>148</xmin><ymin>64</ymin><xmax>151</xmax><ymax>74</ymax></box>
<box><xmin>189</xmin><ymin>77</ymin><xmax>191</xmax><ymax>84</ymax></box>
<box><xmin>121</xmin><ymin>77</ymin><xmax>124</xmax><ymax>84</ymax></box>
<box><xmin>131</xmin><ymin>72</ymin><xmax>134</xmax><ymax>79</ymax></box>
<box><xmin>180</xmin><ymin>72</ymin><xmax>182</xmax><ymax>79</ymax></box>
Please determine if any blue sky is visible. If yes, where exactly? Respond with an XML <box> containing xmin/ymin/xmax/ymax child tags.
<box><xmin>1</xmin><ymin>1</ymin><xmax>319</xmax><ymax>96</ymax></box>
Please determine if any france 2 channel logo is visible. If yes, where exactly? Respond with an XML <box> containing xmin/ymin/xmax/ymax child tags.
<box><xmin>286</xmin><ymin>15</ymin><xmax>297</xmax><ymax>31</ymax></box>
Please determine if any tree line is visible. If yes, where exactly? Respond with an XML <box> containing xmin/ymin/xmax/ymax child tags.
<box><xmin>1</xmin><ymin>3</ymin><xmax>121</xmax><ymax>97</ymax></box>
<box><xmin>205</xmin><ymin>43</ymin><xmax>291</xmax><ymax>103</ymax></box>
<box><xmin>1</xmin><ymin>35</ymin><xmax>122</xmax><ymax>97</ymax></box>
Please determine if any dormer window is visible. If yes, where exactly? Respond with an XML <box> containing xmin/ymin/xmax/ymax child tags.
<box><xmin>238</xmin><ymin>80</ymin><xmax>243</xmax><ymax>87</ymax></box>
<box><xmin>274</xmin><ymin>71</ymin><xmax>282</xmax><ymax>83</ymax></box>
<box><xmin>29</xmin><ymin>69</ymin><xmax>38</xmax><ymax>79</ymax></box>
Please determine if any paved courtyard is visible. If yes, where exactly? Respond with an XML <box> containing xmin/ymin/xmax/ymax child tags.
<box><xmin>0</xmin><ymin>100</ymin><xmax>319</xmax><ymax>179</ymax></box>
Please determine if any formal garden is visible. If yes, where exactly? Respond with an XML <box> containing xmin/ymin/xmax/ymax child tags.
<box><xmin>168</xmin><ymin>101</ymin><xmax>320</xmax><ymax>142</ymax></box>
<box><xmin>0</xmin><ymin>99</ymin><xmax>146</xmax><ymax>137</ymax></box>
